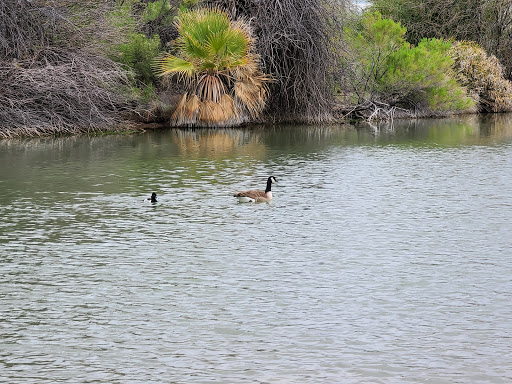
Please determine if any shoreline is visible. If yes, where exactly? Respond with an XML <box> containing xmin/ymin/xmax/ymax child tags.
<box><xmin>0</xmin><ymin>109</ymin><xmax>492</xmax><ymax>140</ymax></box>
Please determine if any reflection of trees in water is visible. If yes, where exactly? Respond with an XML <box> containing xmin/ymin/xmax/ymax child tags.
<box><xmin>171</xmin><ymin>125</ymin><xmax>354</xmax><ymax>154</ymax></box>
<box><xmin>479</xmin><ymin>114</ymin><xmax>512</xmax><ymax>137</ymax></box>
<box><xmin>0</xmin><ymin>134</ymin><xmax>137</xmax><ymax>159</ymax></box>
<box><xmin>356</xmin><ymin>114</ymin><xmax>512</xmax><ymax>145</ymax></box>
<box><xmin>2</xmin><ymin>117</ymin><xmax>511</xmax><ymax>156</ymax></box>
<box><xmin>272</xmin><ymin>125</ymin><xmax>349</xmax><ymax>140</ymax></box>
<box><xmin>171</xmin><ymin>128</ymin><xmax>265</xmax><ymax>158</ymax></box>
<box><xmin>0</xmin><ymin>136</ymin><xmax>78</xmax><ymax>151</ymax></box>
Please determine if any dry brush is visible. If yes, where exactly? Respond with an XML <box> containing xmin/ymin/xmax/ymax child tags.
<box><xmin>0</xmin><ymin>0</ymin><xmax>135</xmax><ymax>138</ymax></box>
<box><xmin>206</xmin><ymin>0</ymin><xmax>348</xmax><ymax>123</ymax></box>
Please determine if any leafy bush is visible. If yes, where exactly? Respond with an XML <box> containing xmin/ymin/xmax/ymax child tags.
<box><xmin>344</xmin><ymin>11</ymin><xmax>475</xmax><ymax>113</ymax></box>
<box><xmin>383</xmin><ymin>38</ymin><xmax>475</xmax><ymax>111</ymax></box>
<box><xmin>116</xmin><ymin>33</ymin><xmax>161</xmax><ymax>85</ymax></box>
<box><xmin>106</xmin><ymin>1</ymin><xmax>137</xmax><ymax>31</ymax></box>
<box><xmin>344</xmin><ymin>11</ymin><xmax>407</xmax><ymax>103</ymax></box>
<box><xmin>142</xmin><ymin>0</ymin><xmax>181</xmax><ymax>43</ymax></box>
<box><xmin>144</xmin><ymin>0</ymin><xmax>172</xmax><ymax>22</ymax></box>
<box><xmin>450</xmin><ymin>41</ymin><xmax>512</xmax><ymax>112</ymax></box>
<box><xmin>107</xmin><ymin>0</ymin><xmax>174</xmax><ymax>87</ymax></box>
<box><xmin>369</xmin><ymin>0</ymin><xmax>478</xmax><ymax>45</ymax></box>
<box><xmin>371</xmin><ymin>0</ymin><xmax>512</xmax><ymax>81</ymax></box>
<box><xmin>179</xmin><ymin>0</ymin><xmax>204</xmax><ymax>11</ymax></box>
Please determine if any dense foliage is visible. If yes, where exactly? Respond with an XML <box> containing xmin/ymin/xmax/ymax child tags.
<box><xmin>343</xmin><ymin>12</ymin><xmax>475</xmax><ymax>118</ymax></box>
<box><xmin>370</xmin><ymin>0</ymin><xmax>512</xmax><ymax>80</ymax></box>
<box><xmin>1</xmin><ymin>0</ymin><xmax>512</xmax><ymax>137</ymax></box>
<box><xmin>383</xmin><ymin>38</ymin><xmax>475</xmax><ymax>112</ymax></box>
<box><xmin>117</xmin><ymin>33</ymin><xmax>161</xmax><ymax>86</ymax></box>
<box><xmin>343</xmin><ymin>11</ymin><xmax>408</xmax><ymax>104</ymax></box>
<box><xmin>206</xmin><ymin>0</ymin><xmax>348</xmax><ymax>122</ymax></box>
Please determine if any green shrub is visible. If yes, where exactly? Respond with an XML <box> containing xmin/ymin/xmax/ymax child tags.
<box><xmin>144</xmin><ymin>0</ymin><xmax>172</xmax><ymax>22</ymax></box>
<box><xmin>106</xmin><ymin>1</ymin><xmax>137</xmax><ymax>31</ymax></box>
<box><xmin>371</xmin><ymin>0</ymin><xmax>512</xmax><ymax>81</ymax></box>
<box><xmin>179</xmin><ymin>0</ymin><xmax>203</xmax><ymax>11</ymax></box>
<box><xmin>116</xmin><ymin>32</ymin><xmax>161</xmax><ymax>85</ymax></box>
<box><xmin>383</xmin><ymin>38</ymin><xmax>475</xmax><ymax>111</ymax></box>
<box><xmin>450</xmin><ymin>41</ymin><xmax>512</xmax><ymax>112</ymax></box>
<box><xmin>106</xmin><ymin>1</ymin><xmax>171</xmax><ymax>87</ymax></box>
<box><xmin>344</xmin><ymin>11</ymin><xmax>407</xmax><ymax>102</ymax></box>
<box><xmin>344</xmin><ymin>11</ymin><xmax>475</xmax><ymax>113</ymax></box>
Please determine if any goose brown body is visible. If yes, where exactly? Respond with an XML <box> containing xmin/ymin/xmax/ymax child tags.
<box><xmin>234</xmin><ymin>176</ymin><xmax>277</xmax><ymax>203</ymax></box>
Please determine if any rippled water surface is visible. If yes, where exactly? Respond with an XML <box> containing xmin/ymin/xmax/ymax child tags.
<box><xmin>1</xmin><ymin>115</ymin><xmax>512</xmax><ymax>383</ymax></box>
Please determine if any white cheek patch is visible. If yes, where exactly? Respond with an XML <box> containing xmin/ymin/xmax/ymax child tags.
<box><xmin>237</xmin><ymin>196</ymin><xmax>255</xmax><ymax>203</ymax></box>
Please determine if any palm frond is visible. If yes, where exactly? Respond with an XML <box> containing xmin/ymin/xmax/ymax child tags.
<box><xmin>172</xmin><ymin>92</ymin><xmax>187</xmax><ymax>115</ymax></box>
<box><xmin>233</xmin><ymin>55</ymin><xmax>258</xmax><ymax>77</ymax></box>
<box><xmin>184</xmin><ymin>94</ymin><xmax>200</xmax><ymax>120</ymax></box>
<box><xmin>234</xmin><ymin>79</ymin><xmax>269</xmax><ymax>118</ymax></box>
<box><xmin>153</xmin><ymin>55</ymin><xmax>196</xmax><ymax>78</ymax></box>
<box><xmin>205</xmin><ymin>29</ymin><xmax>248</xmax><ymax>61</ymax></box>
<box><xmin>156</xmin><ymin>7</ymin><xmax>272</xmax><ymax>127</ymax></box>
<box><xmin>196</xmin><ymin>73</ymin><xmax>226</xmax><ymax>103</ymax></box>
<box><xmin>220</xmin><ymin>94</ymin><xmax>237</xmax><ymax>121</ymax></box>
<box><xmin>198</xmin><ymin>100</ymin><xmax>214</xmax><ymax>123</ymax></box>
<box><xmin>180</xmin><ymin>31</ymin><xmax>210</xmax><ymax>60</ymax></box>
<box><xmin>172</xmin><ymin>93</ymin><xmax>200</xmax><ymax>126</ymax></box>
<box><xmin>206</xmin><ymin>31</ymin><xmax>228</xmax><ymax>57</ymax></box>
<box><xmin>207</xmin><ymin>100</ymin><xmax>227</xmax><ymax>123</ymax></box>
<box><xmin>171</xmin><ymin>93</ymin><xmax>188</xmax><ymax>125</ymax></box>
<box><xmin>177</xmin><ymin>8</ymin><xmax>230</xmax><ymax>46</ymax></box>
<box><xmin>224</xmin><ymin>28</ymin><xmax>249</xmax><ymax>58</ymax></box>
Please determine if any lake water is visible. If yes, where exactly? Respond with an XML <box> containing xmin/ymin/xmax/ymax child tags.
<box><xmin>1</xmin><ymin>115</ymin><xmax>512</xmax><ymax>383</ymax></box>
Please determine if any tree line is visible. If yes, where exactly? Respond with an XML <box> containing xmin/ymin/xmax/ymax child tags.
<box><xmin>1</xmin><ymin>0</ymin><xmax>511</xmax><ymax>138</ymax></box>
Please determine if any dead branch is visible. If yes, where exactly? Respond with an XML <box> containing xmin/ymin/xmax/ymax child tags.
<box><xmin>206</xmin><ymin>0</ymin><xmax>349</xmax><ymax>123</ymax></box>
<box><xmin>0</xmin><ymin>0</ymin><xmax>135</xmax><ymax>138</ymax></box>
<box><xmin>341</xmin><ymin>100</ymin><xmax>416</xmax><ymax>121</ymax></box>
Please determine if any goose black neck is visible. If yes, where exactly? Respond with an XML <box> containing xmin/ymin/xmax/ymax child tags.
<box><xmin>265</xmin><ymin>178</ymin><xmax>272</xmax><ymax>193</ymax></box>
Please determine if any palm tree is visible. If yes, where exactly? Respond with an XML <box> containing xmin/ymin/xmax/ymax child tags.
<box><xmin>153</xmin><ymin>7</ymin><xmax>271</xmax><ymax>127</ymax></box>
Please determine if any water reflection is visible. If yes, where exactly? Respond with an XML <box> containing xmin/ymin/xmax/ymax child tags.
<box><xmin>1</xmin><ymin>114</ymin><xmax>512</xmax><ymax>156</ymax></box>
<box><xmin>1</xmin><ymin>116</ymin><xmax>512</xmax><ymax>203</ymax></box>
<box><xmin>171</xmin><ymin>128</ymin><xmax>265</xmax><ymax>158</ymax></box>
<box><xmin>355</xmin><ymin>114</ymin><xmax>512</xmax><ymax>145</ymax></box>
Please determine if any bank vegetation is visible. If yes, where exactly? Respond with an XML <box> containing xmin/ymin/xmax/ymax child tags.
<box><xmin>1</xmin><ymin>0</ymin><xmax>512</xmax><ymax>138</ymax></box>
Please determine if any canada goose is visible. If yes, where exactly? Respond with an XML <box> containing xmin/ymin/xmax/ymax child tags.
<box><xmin>146</xmin><ymin>192</ymin><xmax>158</xmax><ymax>203</ymax></box>
<box><xmin>233</xmin><ymin>176</ymin><xmax>277</xmax><ymax>203</ymax></box>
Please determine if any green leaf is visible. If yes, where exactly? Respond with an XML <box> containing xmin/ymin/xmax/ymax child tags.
<box><xmin>154</xmin><ymin>56</ymin><xmax>196</xmax><ymax>78</ymax></box>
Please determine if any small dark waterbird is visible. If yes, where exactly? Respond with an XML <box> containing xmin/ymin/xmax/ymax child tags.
<box><xmin>233</xmin><ymin>176</ymin><xmax>277</xmax><ymax>203</ymax></box>
<box><xmin>146</xmin><ymin>192</ymin><xmax>158</xmax><ymax>203</ymax></box>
